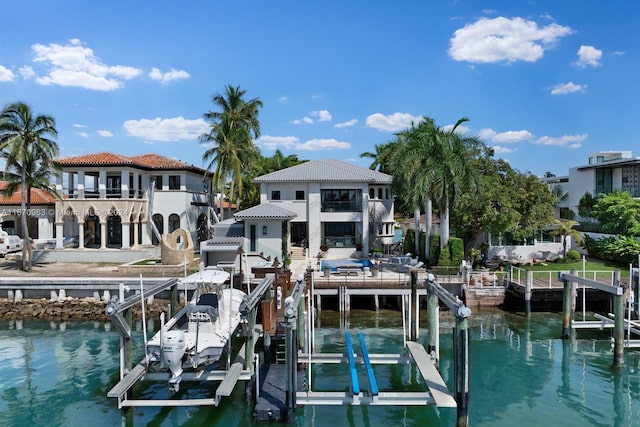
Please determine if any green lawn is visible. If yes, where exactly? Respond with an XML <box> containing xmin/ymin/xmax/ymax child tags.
<box><xmin>519</xmin><ymin>259</ymin><xmax>631</xmax><ymax>279</ymax></box>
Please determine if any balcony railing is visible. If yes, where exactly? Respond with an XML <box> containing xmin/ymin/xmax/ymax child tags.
<box><xmin>321</xmin><ymin>200</ymin><xmax>361</xmax><ymax>212</ymax></box>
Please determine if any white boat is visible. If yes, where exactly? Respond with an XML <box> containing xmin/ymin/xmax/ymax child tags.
<box><xmin>146</xmin><ymin>268</ymin><xmax>248</xmax><ymax>391</ymax></box>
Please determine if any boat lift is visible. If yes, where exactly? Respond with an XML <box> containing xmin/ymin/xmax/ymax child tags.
<box><xmin>562</xmin><ymin>267</ymin><xmax>640</xmax><ymax>368</ymax></box>
<box><xmin>105</xmin><ymin>275</ymin><xmax>274</xmax><ymax>408</ymax></box>
<box><xmin>279</xmin><ymin>270</ymin><xmax>470</xmax><ymax>426</ymax></box>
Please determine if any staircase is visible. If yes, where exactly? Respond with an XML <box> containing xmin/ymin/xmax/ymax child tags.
<box><xmin>289</xmin><ymin>246</ymin><xmax>306</xmax><ymax>260</ymax></box>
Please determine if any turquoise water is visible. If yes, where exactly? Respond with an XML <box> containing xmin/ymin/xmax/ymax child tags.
<box><xmin>320</xmin><ymin>259</ymin><xmax>374</xmax><ymax>271</ymax></box>
<box><xmin>1</xmin><ymin>310</ymin><xmax>640</xmax><ymax>426</ymax></box>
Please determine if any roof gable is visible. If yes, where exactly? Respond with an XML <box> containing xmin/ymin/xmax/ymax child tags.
<box><xmin>234</xmin><ymin>203</ymin><xmax>297</xmax><ymax>220</ymax></box>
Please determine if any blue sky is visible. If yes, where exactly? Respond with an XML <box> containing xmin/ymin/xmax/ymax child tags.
<box><xmin>1</xmin><ymin>1</ymin><xmax>638</xmax><ymax>177</ymax></box>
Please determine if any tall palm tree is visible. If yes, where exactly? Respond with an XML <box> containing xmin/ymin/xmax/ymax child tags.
<box><xmin>200</xmin><ymin>85</ymin><xmax>263</xmax><ymax>219</ymax></box>
<box><xmin>426</xmin><ymin>117</ymin><xmax>480</xmax><ymax>249</ymax></box>
<box><xmin>0</xmin><ymin>102</ymin><xmax>58</xmax><ymax>271</ymax></box>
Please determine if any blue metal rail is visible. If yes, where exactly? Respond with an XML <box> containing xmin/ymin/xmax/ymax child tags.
<box><xmin>358</xmin><ymin>333</ymin><xmax>379</xmax><ymax>396</ymax></box>
<box><xmin>345</xmin><ymin>333</ymin><xmax>360</xmax><ymax>395</ymax></box>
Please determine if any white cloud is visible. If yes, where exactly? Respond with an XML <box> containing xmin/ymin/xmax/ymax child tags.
<box><xmin>297</xmin><ymin>138</ymin><xmax>350</xmax><ymax>150</ymax></box>
<box><xmin>365</xmin><ymin>112</ymin><xmax>422</xmax><ymax>132</ymax></box>
<box><xmin>477</xmin><ymin>128</ymin><xmax>497</xmax><ymax>140</ymax></box>
<box><xmin>148</xmin><ymin>67</ymin><xmax>190</xmax><ymax>84</ymax></box>
<box><xmin>0</xmin><ymin>65</ymin><xmax>15</xmax><ymax>82</ymax></box>
<box><xmin>97</xmin><ymin>130</ymin><xmax>113</xmax><ymax>137</ymax></box>
<box><xmin>19</xmin><ymin>66</ymin><xmax>35</xmax><ymax>79</ymax></box>
<box><xmin>290</xmin><ymin>116</ymin><xmax>314</xmax><ymax>125</ymax></box>
<box><xmin>575</xmin><ymin>45</ymin><xmax>602</xmax><ymax>67</ymax></box>
<box><xmin>442</xmin><ymin>124</ymin><xmax>471</xmax><ymax>135</ymax></box>
<box><xmin>123</xmin><ymin>116</ymin><xmax>209</xmax><ymax>141</ymax></box>
<box><xmin>478</xmin><ymin>128</ymin><xmax>532</xmax><ymax>143</ymax></box>
<box><xmin>550</xmin><ymin>81</ymin><xmax>586</xmax><ymax>95</ymax></box>
<box><xmin>278</xmin><ymin>96</ymin><xmax>288</xmax><ymax>102</ymax></box>
<box><xmin>311</xmin><ymin>110</ymin><xmax>332</xmax><ymax>121</ymax></box>
<box><xmin>256</xmin><ymin>135</ymin><xmax>300</xmax><ymax>150</ymax></box>
<box><xmin>76</xmin><ymin>132</ymin><xmax>89</xmax><ymax>138</ymax></box>
<box><xmin>72</xmin><ymin>123</ymin><xmax>87</xmax><ymax>128</ymax></box>
<box><xmin>536</xmin><ymin>133</ymin><xmax>587</xmax><ymax>148</ymax></box>
<box><xmin>493</xmin><ymin>130</ymin><xmax>533</xmax><ymax>143</ymax></box>
<box><xmin>256</xmin><ymin>135</ymin><xmax>350</xmax><ymax>151</ymax></box>
<box><xmin>449</xmin><ymin>16</ymin><xmax>573</xmax><ymax>63</ymax></box>
<box><xmin>492</xmin><ymin>146</ymin><xmax>515</xmax><ymax>154</ymax></box>
<box><xmin>611</xmin><ymin>51</ymin><xmax>625</xmax><ymax>56</ymax></box>
<box><xmin>31</xmin><ymin>39</ymin><xmax>143</xmax><ymax>91</ymax></box>
<box><xmin>335</xmin><ymin>119</ymin><xmax>358</xmax><ymax>129</ymax></box>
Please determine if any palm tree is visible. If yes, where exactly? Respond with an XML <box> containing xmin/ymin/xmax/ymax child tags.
<box><xmin>0</xmin><ymin>102</ymin><xmax>58</xmax><ymax>271</ymax></box>
<box><xmin>360</xmin><ymin>142</ymin><xmax>398</xmax><ymax>173</ymax></box>
<box><xmin>426</xmin><ymin>117</ymin><xmax>480</xmax><ymax>249</ymax></box>
<box><xmin>551</xmin><ymin>219</ymin><xmax>583</xmax><ymax>258</ymax></box>
<box><xmin>200</xmin><ymin>85</ymin><xmax>263</xmax><ymax>219</ymax></box>
<box><xmin>1</xmin><ymin>149</ymin><xmax>61</xmax><ymax>209</ymax></box>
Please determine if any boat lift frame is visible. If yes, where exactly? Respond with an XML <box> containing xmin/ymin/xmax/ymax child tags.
<box><xmin>285</xmin><ymin>270</ymin><xmax>470</xmax><ymax>427</ymax></box>
<box><xmin>106</xmin><ymin>275</ymin><xmax>274</xmax><ymax>408</ymax></box>
<box><xmin>560</xmin><ymin>268</ymin><xmax>640</xmax><ymax>368</ymax></box>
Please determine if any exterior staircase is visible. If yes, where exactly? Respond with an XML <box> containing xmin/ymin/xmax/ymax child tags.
<box><xmin>289</xmin><ymin>246</ymin><xmax>306</xmax><ymax>260</ymax></box>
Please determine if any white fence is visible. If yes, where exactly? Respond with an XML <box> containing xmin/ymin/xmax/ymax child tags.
<box><xmin>509</xmin><ymin>265</ymin><xmax>619</xmax><ymax>289</ymax></box>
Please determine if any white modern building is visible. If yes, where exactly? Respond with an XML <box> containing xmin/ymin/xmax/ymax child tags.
<box><xmin>566</xmin><ymin>151</ymin><xmax>640</xmax><ymax>219</ymax></box>
<box><xmin>53</xmin><ymin>152</ymin><xmax>211</xmax><ymax>250</ymax></box>
<box><xmin>233</xmin><ymin>159</ymin><xmax>395</xmax><ymax>260</ymax></box>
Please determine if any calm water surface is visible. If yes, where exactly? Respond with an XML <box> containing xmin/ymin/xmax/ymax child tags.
<box><xmin>1</xmin><ymin>309</ymin><xmax>640</xmax><ymax>426</ymax></box>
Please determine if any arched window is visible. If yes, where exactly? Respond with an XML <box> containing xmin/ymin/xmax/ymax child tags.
<box><xmin>369</xmin><ymin>188</ymin><xmax>375</xmax><ymax>199</ymax></box>
<box><xmin>378</xmin><ymin>188</ymin><xmax>383</xmax><ymax>199</ymax></box>
<box><xmin>152</xmin><ymin>214</ymin><xmax>164</xmax><ymax>245</ymax></box>
<box><xmin>168</xmin><ymin>213</ymin><xmax>180</xmax><ymax>233</ymax></box>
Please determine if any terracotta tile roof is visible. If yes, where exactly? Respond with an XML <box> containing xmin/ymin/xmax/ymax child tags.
<box><xmin>55</xmin><ymin>152</ymin><xmax>206</xmax><ymax>174</ymax></box>
<box><xmin>0</xmin><ymin>182</ymin><xmax>57</xmax><ymax>205</ymax></box>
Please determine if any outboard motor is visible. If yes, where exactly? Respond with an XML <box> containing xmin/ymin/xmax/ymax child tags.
<box><xmin>162</xmin><ymin>330</ymin><xmax>186</xmax><ymax>392</ymax></box>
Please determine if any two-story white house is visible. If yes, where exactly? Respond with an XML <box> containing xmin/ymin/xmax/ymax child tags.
<box><xmin>566</xmin><ymin>150</ymin><xmax>640</xmax><ymax>219</ymax></box>
<box><xmin>53</xmin><ymin>152</ymin><xmax>211</xmax><ymax>250</ymax></box>
<box><xmin>234</xmin><ymin>159</ymin><xmax>394</xmax><ymax>260</ymax></box>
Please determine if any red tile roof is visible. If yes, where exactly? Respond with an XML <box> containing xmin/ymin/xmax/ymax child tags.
<box><xmin>55</xmin><ymin>152</ymin><xmax>206</xmax><ymax>174</ymax></box>
<box><xmin>0</xmin><ymin>182</ymin><xmax>57</xmax><ymax>205</ymax></box>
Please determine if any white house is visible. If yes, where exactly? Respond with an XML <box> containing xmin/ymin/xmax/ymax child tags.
<box><xmin>567</xmin><ymin>150</ymin><xmax>640</xmax><ymax>219</ymax></box>
<box><xmin>53</xmin><ymin>152</ymin><xmax>211</xmax><ymax>250</ymax></box>
<box><xmin>0</xmin><ymin>182</ymin><xmax>56</xmax><ymax>241</ymax></box>
<box><xmin>237</xmin><ymin>159</ymin><xmax>395</xmax><ymax>260</ymax></box>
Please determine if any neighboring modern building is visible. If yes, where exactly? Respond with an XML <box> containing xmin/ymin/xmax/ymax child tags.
<box><xmin>52</xmin><ymin>152</ymin><xmax>211</xmax><ymax>250</ymax></box>
<box><xmin>566</xmin><ymin>150</ymin><xmax>640</xmax><ymax>219</ymax></box>
<box><xmin>234</xmin><ymin>159</ymin><xmax>395</xmax><ymax>260</ymax></box>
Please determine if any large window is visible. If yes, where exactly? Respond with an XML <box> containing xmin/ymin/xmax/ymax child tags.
<box><xmin>169</xmin><ymin>175</ymin><xmax>181</xmax><ymax>190</ymax></box>
<box><xmin>106</xmin><ymin>175</ymin><xmax>121</xmax><ymax>197</ymax></box>
<box><xmin>595</xmin><ymin>168</ymin><xmax>612</xmax><ymax>195</ymax></box>
<box><xmin>323</xmin><ymin>222</ymin><xmax>356</xmax><ymax>247</ymax></box>
<box><xmin>321</xmin><ymin>189</ymin><xmax>361</xmax><ymax>212</ymax></box>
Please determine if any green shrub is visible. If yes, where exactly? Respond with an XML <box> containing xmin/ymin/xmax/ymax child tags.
<box><xmin>566</xmin><ymin>249</ymin><xmax>580</xmax><ymax>261</ymax></box>
<box><xmin>403</xmin><ymin>229</ymin><xmax>415</xmax><ymax>255</ymax></box>
<box><xmin>429</xmin><ymin>234</ymin><xmax>440</xmax><ymax>267</ymax></box>
<box><xmin>437</xmin><ymin>237</ymin><xmax>464</xmax><ymax>267</ymax></box>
